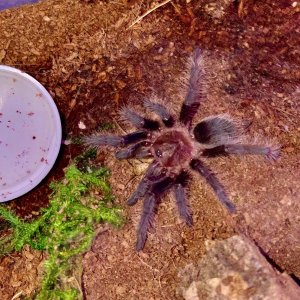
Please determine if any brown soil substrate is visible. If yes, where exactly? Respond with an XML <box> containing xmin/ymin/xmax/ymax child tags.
<box><xmin>0</xmin><ymin>0</ymin><xmax>299</xmax><ymax>299</ymax></box>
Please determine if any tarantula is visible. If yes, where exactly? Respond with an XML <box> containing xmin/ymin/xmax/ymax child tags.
<box><xmin>85</xmin><ymin>49</ymin><xmax>280</xmax><ymax>251</ymax></box>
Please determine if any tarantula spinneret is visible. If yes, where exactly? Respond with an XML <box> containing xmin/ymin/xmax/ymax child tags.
<box><xmin>85</xmin><ymin>49</ymin><xmax>280</xmax><ymax>251</ymax></box>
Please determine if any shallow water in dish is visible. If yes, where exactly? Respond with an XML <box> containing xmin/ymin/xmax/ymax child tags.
<box><xmin>0</xmin><ymin>67</ymin><xmax>61</xmax><ymax>201</ymax></box>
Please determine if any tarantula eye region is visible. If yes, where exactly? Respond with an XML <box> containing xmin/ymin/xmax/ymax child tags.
<box><xmin>161</xmin><ymin>168</ymin><xmax>167</xmax><ymax>175</ymax></box>
<box><xmin>155</xmin><ymin>149</ymin><xmax>162</xmax><ymax>157</ymax></box>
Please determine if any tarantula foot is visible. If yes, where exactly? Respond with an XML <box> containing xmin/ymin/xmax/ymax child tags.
<box><xmin>224</xmin><ymin>200</ymin><xmax>236</xmax><ymax>214</ymax></box>
<box><xmin>265</xmin><ymin>145</ymin><xmax>281</xmax><ymax>161</ymax></box>
<box><xmin>136</xmin><ymin>232</ymin><xmax>147</xmax><ymax>251</ymax></box>
<box><xmin>184</xmin><ymin>214</ymin><xmax>193</xmax><ymax>227</ymax></box>
<box><xmin>127</xmin><ymin>195</ymin><xmax>139</xmax><ymax>206</ymax></box>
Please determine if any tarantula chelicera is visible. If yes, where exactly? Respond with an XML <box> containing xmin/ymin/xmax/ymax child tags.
<box><xmin>85</xmin><ymin>49</ymin><xmax>280</xmax><ymax>251</ymax></box>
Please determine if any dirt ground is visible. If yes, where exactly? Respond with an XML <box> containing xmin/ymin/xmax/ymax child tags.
<box><xmin>0</xmin><ymin>0</ymin><xmax>299</xmax><ymax>299</ymax></box>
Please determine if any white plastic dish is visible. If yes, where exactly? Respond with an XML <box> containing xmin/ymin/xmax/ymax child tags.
<box><xmin>0</xmin><ymin>65</ymin><xmax>62</xmax><ymax>202</ymax></box>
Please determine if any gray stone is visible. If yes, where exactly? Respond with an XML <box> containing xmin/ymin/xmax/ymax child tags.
<box><xmin>178</xmin><ymin>235</ymin><xmax>300</xmax><ymax>300</ymax></box>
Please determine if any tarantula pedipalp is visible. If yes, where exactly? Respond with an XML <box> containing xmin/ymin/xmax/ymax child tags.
<box><xmin>85</xmin><ymin>49</ymin><xmax>280</xmax><ymax>251</ymax></box>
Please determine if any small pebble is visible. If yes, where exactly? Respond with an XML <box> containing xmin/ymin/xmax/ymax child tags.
<box><xmin>78</xmin><ymin>121</ymin><xmax>86</xmax><ymax>129</ymax></box>
<box><xmin>43</xmin><ymin>16</ymin><xmax>51</xmax><ymax>22</ymax></box>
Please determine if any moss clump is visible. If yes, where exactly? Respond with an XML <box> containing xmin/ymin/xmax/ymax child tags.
<box><xmin>0</xmin><ymin>164</ymin><xmax>122</xmax><ymax>299</ymax></box>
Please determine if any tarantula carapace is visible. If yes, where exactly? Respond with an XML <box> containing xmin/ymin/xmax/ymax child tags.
<box><xmin>85</xmin><ymin>49</ymin><xmax>280</xmax><ymax>251</ymax></box>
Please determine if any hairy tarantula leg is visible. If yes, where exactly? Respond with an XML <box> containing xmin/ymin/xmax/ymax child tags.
<box><xmin>120</xmin><ymin>107</ymin><xmax>160</xmax><ymax>131</ymax></box>
<box><xmin>174</xmin><ymin>171</ymin><xmax>193</xmax><ymax>226</ymax></box>
<box><xmin>83</xmin><ymin>131</ymin><xmax>148</xmax><ymax>148</ymax></box>
<box><xmin>127</xmin><ymin>181</ymin><xmax>148</xmax><ymax>206</ymax></box>
<box><xmin>201</xmin><ymin>145</ymin><xmax>229</xmax><ymax>158</ymax></box>
<box><xmin>143</xmin><ymin>99</ymin><xmax>175</xmax><ymax>127</ymax></box>
<box><xmin>115</xmin><ymin>141</ymin><xmax>152</xmax><ymax>160</ymax></box>
<box><xmin>190</xmin><ymin>159</ymin><xmax>236</xmax><ymax>213</ymax></box>
<box><xmin>193</xmin><ymin>115</ymin><xmax>241</xmax><ymax>147</ymax></box>
<box><xmin>127</xmin><ymin>162</ymin><xmax>160</xmax><ymax>206</ymax></box>
<box><xmin>226</xmin><ymin>144</ymin><xmax>280</xmax><ymax>161</ymax></box>
<box><xmin>202</xmin><ymin>144</ymin><xmax>280</xmax><ymax>160</ymax></box>
<box><xmin>136</xmin><ymin>193</ymin><xmax>157</xmax><ymax>251</ymax></box>
<box><xmin>127</xmin><ymin>163</ymin><xmax>168</xmax><ymax>206</ymax></box>
<box><xmin>180</xmin><ymin>48</ymin><xmax>205</xmax><ymax>127</ymax></box>
<box><xmin>123</xmin><ymin>131</ymin><xmax>149</xmax><ymax>145</ymax></box>
<box><xmin>136</xmin><ymin>176</ymin><xmax>175</xmax><ymax>251</ymax></box>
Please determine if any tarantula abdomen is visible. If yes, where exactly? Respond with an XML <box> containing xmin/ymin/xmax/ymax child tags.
<box><xmin>193</xmin><ymin>115</ymin><xmax>242</xmax><ymax>147</ymax></box>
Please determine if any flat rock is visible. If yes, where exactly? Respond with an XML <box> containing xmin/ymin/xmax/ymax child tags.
<box><xmin>178</xmin><ymin>235</ymin><xmax>300</xmax><ymax>300</ymax></box>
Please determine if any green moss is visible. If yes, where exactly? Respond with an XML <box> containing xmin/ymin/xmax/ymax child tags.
<box><xmin>74</xmin><ymin>148</ymin><xmax>97</xmax><ymax>172</ymax></box>
<box><xmin>0</xmin><ymin>164</ymin><xmax>122</xmax><ymax>300</ymax></box>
